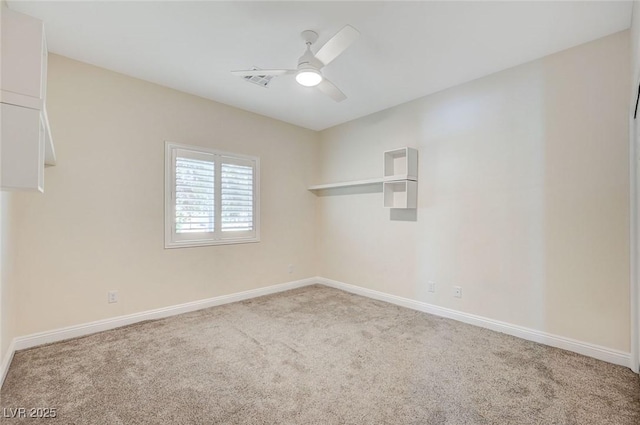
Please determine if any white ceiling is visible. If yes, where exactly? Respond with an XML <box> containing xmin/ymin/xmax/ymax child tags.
<box><xmin>8</xmin><ymin>1</ymin><xmax>633</xmax><ymax>131</ymax></box>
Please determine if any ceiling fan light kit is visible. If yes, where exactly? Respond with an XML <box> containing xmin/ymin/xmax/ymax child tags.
<box><xmin>296</xmin><ymin>69</ymin><xmax>323</xmax><ymax>87</ymax></box>
<box><xmin>231</xmin><ymin>25</ymin><xmax>360</xmax><ymax>102</ymax></box>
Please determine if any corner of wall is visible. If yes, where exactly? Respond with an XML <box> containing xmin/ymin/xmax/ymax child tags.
<box><xmin>0</xmin><ymin>192</ymin><xmax>17</xmax><ymax>373</ymax></box>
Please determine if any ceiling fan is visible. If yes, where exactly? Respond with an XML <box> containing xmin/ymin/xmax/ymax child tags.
<box><xmin>231</xmin><ymin>25</ymin><xmax>360</xmax><ymax>102</ymax></box>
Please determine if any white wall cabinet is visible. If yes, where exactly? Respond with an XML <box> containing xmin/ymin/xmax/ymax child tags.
<box><xmin>1</xmin><ymin>7</ymin><xmax>56</xmax><ymax>193</ymax></box>
<box><xmin>1</xmin><ymin>104</ymin><xmax>44</xmax><ymax>191</ymax></box>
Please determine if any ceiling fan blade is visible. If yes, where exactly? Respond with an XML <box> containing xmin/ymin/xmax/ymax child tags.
<box><xmin>231</xmin><ymin>69</ymin><xmax>295</xmax><ymax>77</ymax></box>
<box><xmin>317</xmin><ymin>78</ymin><xmax>347</xmax><ymax>102</ymax></box>
<box><xmin>314</xmin><ymin>25</ymin><xmax>360</xmax><ymax>67</ymax></box>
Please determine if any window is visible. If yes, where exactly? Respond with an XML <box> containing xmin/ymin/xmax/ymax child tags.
<box><xmin>165</xmin><ymin>142</ymin><xmax>260</xmax><ymax>248</ymax></box>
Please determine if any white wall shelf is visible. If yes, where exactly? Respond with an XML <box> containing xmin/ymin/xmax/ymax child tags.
<box><xmin>1</xmin><ymin>7</ymin><xmax>56</xmax><ymax>192</ymax></box>
<box><xmin>384</xmin><ymin>147</ymin><xmax>418</xmax><ymax>181</ymax></box>
<box><xmin>383</xmin><ymin>180</ymin><xmax>417</xmax><ymax>209</ymax></box>
<box><xmin>308</xmin><ymin>178</ymin><xmax>383</xmax><ymax>191</ymax></box>
<box><xmin>309</xmin><ymin>147</ymin><xmax>418</xmax><ymax>209</ymax></box>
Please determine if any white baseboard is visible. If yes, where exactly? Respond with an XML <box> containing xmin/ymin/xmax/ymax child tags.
<box><xmin>317</xmin><ymin>277</ymin><xmax>632</xmax><ymax>369</ymax></box>
<box><xmin>2</xmin><ymin>275</ymin><xmax>633</xmax><ymax>389</ymax></box>
<box><xmin>0</xmin><ymin>339</ymin><xmax>16</xmax><ymax>389</ymax></box>
<box><xmin>0</xmin><ymin>277</ymin><xmax>317</xmax><ymax>388</ymax></box>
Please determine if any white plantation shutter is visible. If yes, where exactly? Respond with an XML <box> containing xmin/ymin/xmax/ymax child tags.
<box><xmin>175</xmin><ymin>150</ymin><xmax>215</xmax><ymax>235</ymax></box>
<box><xmin>165</xmin><ymin>143</ymin><xmax>259</xmax><ymax>248</ymax></box>
<box><xmin>221</xmin><ymin>157</ymin><xmax>254</xmax><ymax>234</ymax></box>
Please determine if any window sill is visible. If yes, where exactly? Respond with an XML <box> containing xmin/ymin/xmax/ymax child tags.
<box><xmin>164</xmin><ymin>237</ymin><xmax>260</xmax><ymax>249</ymax></box>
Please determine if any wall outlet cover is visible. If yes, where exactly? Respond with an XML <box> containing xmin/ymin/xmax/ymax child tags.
<box><xmin>108</xmin><ymin>290</ymin><xmax>118</xmax><ymax>303</ymax></box>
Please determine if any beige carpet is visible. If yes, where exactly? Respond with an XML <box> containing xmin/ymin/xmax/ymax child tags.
<box><xmin>1</xmin><ymin>285</ymin><xmax>639</xmax><ymax>424</ymax></box>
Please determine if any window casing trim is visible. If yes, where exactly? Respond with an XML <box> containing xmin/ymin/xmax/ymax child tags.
<box><xmin>164</xmin><ymin>141</ymin><xmax>260</xmax><ymax>249</ymax></box>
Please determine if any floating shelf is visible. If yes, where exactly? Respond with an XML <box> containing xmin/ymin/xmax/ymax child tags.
<box><xmin>383</xmin><ymin>180</ymin><xmax>417</xmax><ymax>209</ymax></box>
<box><xmin>384</xmin><ymin>147</ymin><xmax>418</xmax><ymax>181</ymax></box>
<box><xmin>309</xmin><ymin>146</ymin><xmax>419</xmax><ymax>211</ymax></box>
<box><xmin>308</xmin><ymin>178</ymin><xmax>383</xmax><ymax>191</ymax></box>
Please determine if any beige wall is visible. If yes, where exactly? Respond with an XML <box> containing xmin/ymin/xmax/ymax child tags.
<box><xmin>4</xmin><ymin>54</ymin><xmax>319</xmax><ymax>338</ymax></box>
<box><xmin>1</xmin><ymin>193</ymin><xmax>15</xmax><ymax>362</ymax></box>
<box><xmin>317</xmin><ymin>31</ymin><xmax>631</xmax><ymax>351</ymax></box>
<box><xmin>632</xmin><ymin>1</ymin><xmax>640</xmax><ymax>82</ymax></box>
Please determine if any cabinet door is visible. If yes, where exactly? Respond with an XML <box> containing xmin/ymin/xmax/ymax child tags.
<box><xmin>1</xmin><ymin>8</ymin><xmax>45</xmax><ymax>102</ymax></box>
<box><xmin>1</xmin><ymin>103</ymin><xmax>44</xmax><ymax>192</ymax></box>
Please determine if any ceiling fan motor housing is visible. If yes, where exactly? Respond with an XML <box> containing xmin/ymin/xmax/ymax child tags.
<box><xmin>297</xmin><ymin>45</ymin><xmax>323</xmax><ymax>71</ymax></box>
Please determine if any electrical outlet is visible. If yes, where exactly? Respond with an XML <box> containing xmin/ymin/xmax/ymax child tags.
<box><xmin>428</xmin><ymin>281</ymin><xmax>436</xmax><ymax>293</ymax></box>
<box><xmin>288</xmin><ymin>264</ymin><xmax>294</xmax><ymax>274</ymax></box>
<box><xmin>108</xmin><ymin>290</ymin><xmax>118</xmax><ymax>304</ymax></box>
<box><xmin>453</xmin><ymin>286</ymin><xmax>462</xmax><ymax>298</ymax></box>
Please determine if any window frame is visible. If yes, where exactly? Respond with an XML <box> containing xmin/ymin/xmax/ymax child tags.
<box><xmin>164</xmin><ymin>141</ymin><xmax>260</xmax><ymax>249</ymax></box>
